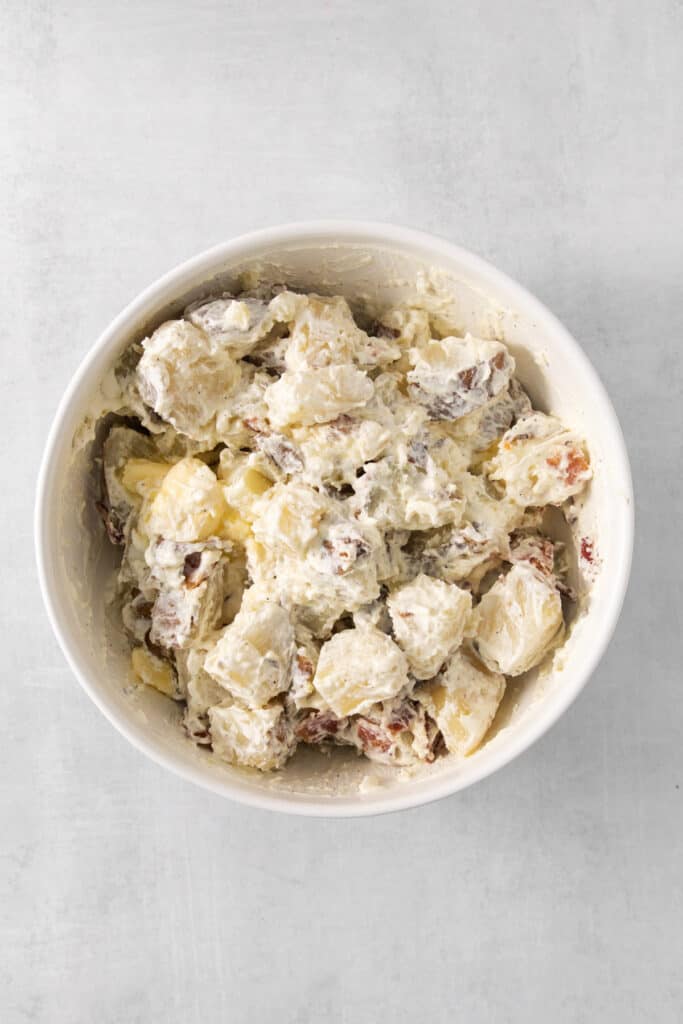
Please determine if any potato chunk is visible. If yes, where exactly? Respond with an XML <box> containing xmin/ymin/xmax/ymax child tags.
<box><xmin>313</xmin><ymin>627</ymin><xmax>409</xmax><ymax>717</ymax></box>
<box><xmin>474</xmin><ymin>563</ymin><xmax>563</xmax><ymax>675</ymax></box>
<box><xmin>247</xmin><ymin>482</ymin><xmax>384</xmax><ymax>636</ymax></box>
<box><xmin>485</xmin><ymin>412</ymin><xmax>591</xmax><ymax>506</ymax></box>
<box><xmin>387</xmin><ymin>574</ymin><xmax>472</xmax><ymax>680</ymax></box>
<box><xmin>203</xmin><ymin>586</ymin><xmax>295</xmax><ymax>708</ymax></box>
<box><xmin>146</xmin><ymin>540</ymin><xmax>229</xmax><ymax>650</ymax></box>
<box><xmin>209</xmin><ymin>704</ymin><xmax>295</xmax><ymax>771</ymax></box>
<box><xmin>131</xmin><ymin>646</ymin><xmax>180</xmax><ymax>699</ymax></box>
<box><xmin>407</xmin><ymin>335</ymin><xmax>514</xmax><ymax>420</ymax></box>
<box><xmin>145</xmin><ymin>457</ymin><xmax>226</xmax><ymax>542</ymax></box>
<box><xmin>264</xmin><ymin>365</ymin><xmax>373</xmax><ymax>428</ymax></box>
<box><xmin>414</xmin><ymin>650</ymin><xmax>505</xmax><ymax>756</ymax></box>
<box><xmin>185</xmin><ymin>296</ymin><xmax>277</xmax><ymax>356</ymax></box>
<box><xmin>136</xmin><ymin>319</ymin><xmax>242</xmax><ymax>441</ymax></box>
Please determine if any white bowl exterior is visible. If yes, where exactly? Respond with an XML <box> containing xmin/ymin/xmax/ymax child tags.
<box><xmin>35</xmin><ymin>223</ymin><xmax>633</xmax><ymax>816</ymax></box>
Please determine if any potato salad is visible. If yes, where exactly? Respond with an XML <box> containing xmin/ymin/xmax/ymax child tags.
<box><xmin>97</xmin><ymin>287</ymin><xmax>592</xmax><ymax>772</ymax></box>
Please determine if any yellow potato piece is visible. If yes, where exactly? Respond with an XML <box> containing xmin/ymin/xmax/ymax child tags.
<box><xmin>219</xmin><ymin>505</ymin><xmax>252</xmax><ymax>543</ymax></box>
<box><xmin>121</xmin><ymin>458</ymin><xmax>170</xmax><ymax>498</ymax></box>
<box><xmin>414</xmin><ymin>650</ymin><xmax>505</xmax><ymax>757</ymax></box>
<box><xmin>243</xmin><ymin>467</ymin><xmax>272</xmax><ymax>495</ymax></box>
<box><xmin>313</xmin><ymin>627</ymin><xmax>409</xmax><ymax>717</ymax></box>
<box><xmin>131</xmin><ymin>646</ymin><xmax>177</xmax><ymax>698</ymax></box>
<box><xmin>146</xmin><ymin>457</ymin><xmax>226</xmax><ymax>542</ymax></box>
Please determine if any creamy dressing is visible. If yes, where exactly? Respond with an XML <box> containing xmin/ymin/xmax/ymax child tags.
<box><xmin>96</xmin><ymin>287</ymin><xmax>592</xmax><ymax>772</ymax></box>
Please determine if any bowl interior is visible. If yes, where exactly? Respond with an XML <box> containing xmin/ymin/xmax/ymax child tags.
<box><xmin>37</xmin><ymin>227</ymin><xmax>632</xmax><ymax>814</ymax></box>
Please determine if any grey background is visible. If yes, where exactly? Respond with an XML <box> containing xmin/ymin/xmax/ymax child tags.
<box><xmin>2</xmin><ymin>1</ymin><xmax>682</xmax><ymax>1021</ymax></box>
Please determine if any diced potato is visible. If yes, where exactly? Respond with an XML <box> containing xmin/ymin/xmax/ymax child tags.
<box><xmin>145</xmin><ymin>457</ymin><xmax>226</xmax><ymax>542</ymax></box>
<box><xmin>131</xmin><ymin>646</ymin><xmax>178</xmax><ymax>699</ymax></box>
<box><xmin>208</xmin><ymin>703</ymin><xmax>295</xmax><ymax>771</ymax></box>
<box><xmin>474</xmin><ymin>563</ymin><xmax>563</xmax><ymax>675</ymax></box>
<box><xmin>292</xmin><ymin>416</ymin><xmax>391</xmax><ymax>488</ymax></box>
<box><xmin>203</xmin><ymin>585</ymin><xmax>295</xmax><ymax>708</ymax></box>
<box><xmin>387</xmin><ymin>574</ymin><xmax>472</xmax><ymax>679</ymax></box>
<box><xmin>221</xmin><ymin>457</ymin><xmax>274</xmax><ymax>524</ymax></box>
<box><xmin>485</xmin><ymin>412</ymin><xmax>591</xmax><ymax>506</ymax></box>
<box><xmin>219</xmin><ymin>505</ymin><xmax>252</xmax><ymax>543</ymax></box>
<box><xmin>100</xmin><ymin>425</ymin><xmax>161</xmax><ymax>543</ymax></box>
<box><xmin>136</xmin><ymin>319</ymin><xmax>242</xmax><ymax>443</ymax></box>
<box><xmin>264</xmin><ymin>365</ymin><xmax>374</xmax><ymax>428</ymax></box>
<box><xmin>414</xmin><ymin>649</ymin><xmax>505</xmax><ymax>756</ymax></box>
<box><xmin>378</xmin><ymin>305</ymin><xmax>431</xmax><ymax>348</ymax></box>
<box><xmin>186</xmin><ymin>297</ymin><xmax>271</xmax><ymax>352</ymax></box>
<box><xmin>121</xmin><ymin>458</ymin><xmax>170</xmax><ymax>498</ymax></box>
<box><xmin>408</xmin><ymin>334</ymin><xmax>514</xmax><ymax>421</ymax></box>
<box><xmin>350</xmin><ymin>449</ymin><xmax>463</xmax><ymax>531</ymax></box>
<box><xmin>148</xmin><ymin>545</ymin><xmax>226</xmax><ymax>650</ymax></box>
<box><xmin>250</xmin><ymin>481</ymin><xmax>329</xmax><ymax>557</ymax></box>
<box><xmin>313</xmin><ymin>626</ymin><xmax>409</xmax><ymax>717</ymax></box>
<box><xmin>282</xmin><ymin>293</ymin><xmax>398</xmax><ymax>371</ymax></box>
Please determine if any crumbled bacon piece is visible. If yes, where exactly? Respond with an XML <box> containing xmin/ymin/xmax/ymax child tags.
<box><xmin>546</xmin><ymin>446</ymin><xmax>590</xmax><ymax>486</ymax></box>
<box><xmin>386</xmin><ymin>700</ymin><xmax>416</xmax><ymax>734</ymax></box>
<box><xmin>295</xmin><ymin>710</ymin><xmax>345</xmax><ymax>744</ymax></box>
<box><xmin>413</xmin><ymin>351</ymin><xmax>512</xmax><ymax>421</ymax></box>
<box><xmin>184</xmin><ymin>717</ymin><xmax>213</xmax><ymax>747</ymax></box>
<box><xmin>296</xmin><ymin>653</ymin><xmax>314</xmax><ymax>678</ymax></box>
<box><xmin>242</xmin><ymin>416</ymin><xmax>267</xmax><ymax>433</ymax></box>
<box><xmin>182</xmin><ymin>551</ymin><xmax>203</xmax><ymax>587</ymax></box>
<box><xmin>355</xmin><ymin>720</ymin><xmax>392</xmax><ymax>753</ymax></box>
<box><xmin>510</xmin><ymin>535</ymin><xmax>556</xmax><ymax>580</ymax></box>
<box><xmin>565</xmin><ymin>448</ymin><xmax>590</xmax><ymax>485</ymax></box>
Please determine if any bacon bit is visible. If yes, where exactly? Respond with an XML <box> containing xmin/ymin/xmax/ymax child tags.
<box><xmin>547</xmin><ymin>447</ymin><xmax>589</xmax><ymax>485</ymax></box>
<box><xmin>580</xmin><ymin>537</ymin><xmax>595</xmax><ymax>563</ymax></box>
<box><xmin>295</xmin><ymin>710</ymin><xmax>344</xmax><ymax>744</ymax></box>
<box><xmin>274</xmin><ymin>717</ymin><xmax>290</xmax><ymax>744</ymax></box>
<box><xmin>565</xmin><ymin>448</ymin><xmax>590</xmax><ymax>485</ymax></box>
<box><xmin>296</xmin><ymin>653</ymin><xmax>314</xmax><ymax>678</ymax></box>
<box><xmin>135</xmin><ymin>599</ymin><xmax>154</xmax><ymax>620</ymax></box>
<box><xmin>557</xmin><ymin>579</ymin><xmax>577</xmax><ymax>601</ymax></box>
<box><xmin>356</xmin><ymin>720</ymin><xmax>392</xmax><ymax>753</ymax></box>
<box><xmin>182</xmin><ymin>551</ymin><xmax>203</xmax><ymax>587</ymax></box>
<box><xmin>459</xmin><ymin>366</ymin><xmax>476</xmax><ymax>389</ymax></box>
<box><xmin>510</xmin><ymin>535</ymin><xmax>555</xmax><ymax>579</ymax></box>
<box><xmin>144</xmin><ymin>629</ymin><xmax>173</xmax><ymax>662</ymax></box>
<box><xmin>257</xmin><ymin>433</ymin><xmax>304</xmax><ymax>474</ymax></box>
<box><xmin>242</xmin><ymin>416</ymin><xmax>265</xmax><ymax>432</ymax></box>
<box><xmin>184</xmin><ymin>721</ymin><xmax>213</xmax><ymax>747</ymax></box>
<box><xmin>430</xmin><ymin>730</ymin><xmax>448</xmax><ymax>760</ymax></box>
<box><xmin>386</xmin><ymin>701</ymin><xmax>415</xmax><ymax>734</ymax></box>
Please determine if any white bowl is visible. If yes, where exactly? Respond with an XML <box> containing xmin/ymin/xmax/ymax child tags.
<box><xmin>35</xmin><ymin>222</ymin><xmax>633</xmax><ymax>816</ymax></box>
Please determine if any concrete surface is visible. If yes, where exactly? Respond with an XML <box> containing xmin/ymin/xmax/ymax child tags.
<box><xmin>2</xmin><ymin>1</ymin><xmax>682</xmax><ymax>1021</ymax></box>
